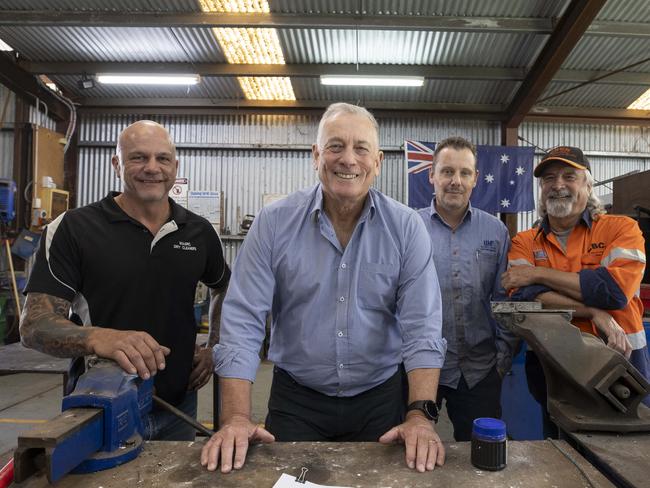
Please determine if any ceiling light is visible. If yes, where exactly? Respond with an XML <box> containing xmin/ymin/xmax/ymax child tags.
<box><xmin>198</xmin><ymin>0</ymin><xmax>270</xmax><ymax>13</ymax></box>
<box><xmin>321</xmin><ymin>75</ymin><xmax>425</xmax><ymax>87</ymax></box>
<box><xmin>214</xmin><ymin>27</ymin><xmax>285</xmax><ymax>64</ymax></box>
<box><xmin>628</xmin><ymin>87</ymin><xmax>650</xmax><ymax>110</ymax></box>
<box><xmin>0</xmin><ymin>38</ymin><xmax>12</xmax><ymax>51</ymax></box>
<box><xmin>97</xmin><ymin>74</ymin><xmax>200</xmax><ymax>85</ymax></box>
<box><xmin>238</xmin><ymin>77</ymin><xmax>296</xmax><ymax>100</ymax></box>
<box><xmin>199</xmin><ymin>0</ymin><xmax>296</xmax><ymax>101</ymax></box>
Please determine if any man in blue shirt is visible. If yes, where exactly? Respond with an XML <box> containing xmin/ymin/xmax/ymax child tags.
<box><xmin>417</xmin><ymin>136</ymin><xmax>517</xmax><ymax>441</ymax></box>
<box><xmin>201</xmin><ymin>103</ymin><xmax>447</xmax><ymax>474</ymax></box>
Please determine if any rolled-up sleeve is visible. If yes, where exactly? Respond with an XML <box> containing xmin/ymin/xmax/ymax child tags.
<box><xmin>213</xmin><ymin>207</ymin><xmax>276</xmax><ymax>382</ymax></box>
<box><xmin>398</xmin><ymin>213</ymin><xmax>447</xmax><ymax>372</ymax></box>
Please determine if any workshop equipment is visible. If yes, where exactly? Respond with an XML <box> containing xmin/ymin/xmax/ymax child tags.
<box><xmin>492</xmin><ymin>302</ymin><xmax>650</xmax><ymax>433</ymax></box>
<box><xmin>13</xmin><ymin>361</ymin><xmax>153</xmax><ymax>484</ymax></box>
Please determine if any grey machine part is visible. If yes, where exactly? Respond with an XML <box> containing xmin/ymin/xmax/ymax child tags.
<box><xmin>492</xmin><ymin>301</ymin><xmax>650</xmax><ymax>433</ymax></box>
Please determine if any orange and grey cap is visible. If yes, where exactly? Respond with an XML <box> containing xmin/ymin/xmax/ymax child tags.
<box><xmin>533</xmin><ymin>146</ymin><xmax>591</xmax><ymax>177</ymax></box>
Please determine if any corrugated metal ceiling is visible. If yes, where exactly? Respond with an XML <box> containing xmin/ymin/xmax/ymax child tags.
<box><xmin>0</xmin><ymin>0</ymin><xmax>648</xmax><ymax>117</ymax></box>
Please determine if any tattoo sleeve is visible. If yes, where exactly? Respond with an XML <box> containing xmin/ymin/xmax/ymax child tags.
<box><xmin>19</xmin><ymin>292</ymin><xmax>92</xmax><ymax>357</ymax></box>
<box><xmin>207</xmin><ymin>285</ymin><xmax>228</xmax><ymax>347</ymax></box>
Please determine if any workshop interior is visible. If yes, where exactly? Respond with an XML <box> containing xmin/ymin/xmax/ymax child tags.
<box><xmin>1</xmin><ymin>1</ymin><xmax>650</xmax><ymax>487</ymax></box>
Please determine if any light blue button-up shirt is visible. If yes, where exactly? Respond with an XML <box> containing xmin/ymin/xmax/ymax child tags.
<box><xmin>418</xmin><ymin>200</ymin><xmax>517</xmax><ymax>389</ymax></box>
<box><xmin>214</xmin><ymin>184</ymin><xmax>447</xmax><ymax>396</ymax></box>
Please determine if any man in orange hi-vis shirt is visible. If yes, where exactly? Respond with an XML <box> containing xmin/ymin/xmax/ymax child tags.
<box><xmin>502</xmin><ymin>145</ymin><xmax>649</xmax><ymax>436</ymax></box>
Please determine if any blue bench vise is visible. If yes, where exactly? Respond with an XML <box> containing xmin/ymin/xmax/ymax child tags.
<box><xmin>13</xmin><ymin>361</ymin><xmax>153</xmax><ymax>484</ymax></box>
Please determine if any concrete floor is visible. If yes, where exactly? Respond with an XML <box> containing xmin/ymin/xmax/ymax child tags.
<box><xmin>0</xmin><ymin>361</ymin><xmax>454</xmax><ymax>467</ymax></box>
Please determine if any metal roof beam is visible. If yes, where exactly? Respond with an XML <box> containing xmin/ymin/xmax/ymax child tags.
<box><xmin>77</xmin><ymin>97</ymin><xmax>505</xmax><ymax>117</ymax></box>
<box><xmin>26</xmin><ymin>62</ymin><xmax>650</xmax><ymax>85</ymax></box>
<box><xmin>0</xmin><ymin>53</ymin><xmax>69</xmax><ymax>121</ymax></box>
<box><xmin>23</xmin><ymin>62</ymin><xmax>524</xmax><ymax>81</ymax></box>
<box><xmin>0</xmin><ymin>11</ymin><xmax>551</xmax><ymax>32</ymax></box>
<box><xmin>504</xmin><ymin>0</ymin><xmax>608</xmax><ymax>128</ymax></box>
<box><xmin>525</xmin><ymin>106</ymin><xmax>650</xmax><ymax>125</ymax></box>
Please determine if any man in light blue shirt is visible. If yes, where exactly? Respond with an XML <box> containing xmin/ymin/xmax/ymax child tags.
<box><xmin>418</xmin><ymin>136</ymin><xmax>517</xmax><ymax>441</ymax></box>
<box><xmin>201</xmin><ymin>103</ymin><xmax>447</xmax><ymax>474</ymax></box>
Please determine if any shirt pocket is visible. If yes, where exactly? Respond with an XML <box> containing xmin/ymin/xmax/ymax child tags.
<box><xmin>358</xmin><ymin>262</ymin><xmax>398</xmax><ymax>313</ymax></box>
<box><xmin>477</xmin><ymin>249</ymin><xmax>498</xmax><ymax>296</ymax></box>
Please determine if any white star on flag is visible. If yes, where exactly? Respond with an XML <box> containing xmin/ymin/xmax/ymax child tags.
<box><xmin>515</xmin><ymin>166</ymin><xmax>525</xmax><ymax>175</ymax></box>
<box><xmin>484</xmin><ymin>173</ymin><xmax>494</xmax><ymax>183</ymax></box>
<box><xmin>501</xmin><ymin>199</ymin><xmax>511</xmax><ymax>208</ymax></box>
<box><xmin>500</xmin><ymin>154</ymin><xmax>510</xmax><ymax>164</ymax></box>
<box><xmin>510</xmin><ymin>180</ymin><xmax>515</xmax><ymax>185</ymax></box>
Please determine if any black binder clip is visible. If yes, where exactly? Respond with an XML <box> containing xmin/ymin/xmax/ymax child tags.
<box><xmin>296</xmin><ymin>467</ymin><xmax>308</xmax><ymax>484</ymax></box>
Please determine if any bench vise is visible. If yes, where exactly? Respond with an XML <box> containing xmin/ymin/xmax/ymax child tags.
<box><xmin>13</xmin><ymin>361</ymin><xmax>153</xmax><ymax>484</ymax></box>
<box><xmin>492</xmin><ymin>301</ymin><xmax>650</xmax><ymax>433</ymax></box>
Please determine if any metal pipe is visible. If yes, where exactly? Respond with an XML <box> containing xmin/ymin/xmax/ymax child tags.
<box><xmin>152</xmin><ymin>395</ymin><xmax>215</xmax><ymax>438</ymax></box>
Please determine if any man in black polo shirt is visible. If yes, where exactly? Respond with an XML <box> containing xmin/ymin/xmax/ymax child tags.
<box><xmin>20</xmin><ymin>120</ymin><xmax>230</xmax><ymax>440</ymax></box>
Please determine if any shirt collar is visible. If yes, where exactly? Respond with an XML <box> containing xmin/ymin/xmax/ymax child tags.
<box><xmin>429</xmin><ymin>198</ymin><xmax>473</xmax><ymax>224</ymax></box>
<box><xmin>101</xmin><ymin>191</ymin><xmax>187</xmax><ymax>225</ymax></box>
<box><xmin>539</xmin><ymin>208</ymin><xmax>592</xmax><ymax>235</ymax></box>
<box><xmin>310</xmin><ymin>184</ymin><xmax>376</xmax><ymax>222</ymax></box>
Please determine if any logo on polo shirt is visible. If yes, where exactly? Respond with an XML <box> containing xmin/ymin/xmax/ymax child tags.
<box><xmin>173</xmin><ymin>240</ymin><xmax>197</xmax><ymax>251</ymax></box>
<box><xmin>533</xmin><ymin>249</ymin><xmax>548</xmax><ymax>260</ymax></box>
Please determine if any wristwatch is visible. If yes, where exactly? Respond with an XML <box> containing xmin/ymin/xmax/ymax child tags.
<box><xmin>406</xmin><ymin>400</ymin><xmax>439</xmax><ymax>423</ymax></box>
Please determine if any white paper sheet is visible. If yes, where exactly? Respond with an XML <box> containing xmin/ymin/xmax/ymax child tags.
<box><xmin>272</xmin><ymin>472</ymin><xmax>352</xmax><ymax>488</ymax></box>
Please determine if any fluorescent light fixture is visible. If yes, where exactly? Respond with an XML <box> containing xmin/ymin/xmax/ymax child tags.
<box><xmin>628</xmin><ymin>87</ymin><xmax>650</xmax><ymax>110</ymax></box>
<box><xmin>321</xmin><ymin>75</ymin><xmax>425</xmax><ymax>87</ymax></box>
<box><xmin>97</xmin><ymin>74</ymin><xmax>200</xmax><ymax>85</ymax></box>
<box><xmin>0</xmin><ymin>38</ymin><xmax>12</xmax><ymax>51</ymax></box>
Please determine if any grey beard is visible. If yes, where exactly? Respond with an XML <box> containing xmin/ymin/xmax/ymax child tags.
<box><xmin>546</xmin><ymin>197</ymin><xmax>575</xmax><ymax>218</ymax></box>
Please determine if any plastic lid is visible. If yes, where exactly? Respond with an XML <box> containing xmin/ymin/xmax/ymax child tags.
<box><xmin>472</xmin><ymin>417</ymin><xmax>506</xmax><ymax>441</ymax></box>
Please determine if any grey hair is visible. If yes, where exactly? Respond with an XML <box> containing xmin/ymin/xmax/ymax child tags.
<box><xmin>316</xmin><ymin>103</ymin><xmax>379</xmax><ymax>148</ymax></box>
<box><xmin>537</xmin><ymin>169</ymin><xmax>606</xmax><ymax>220</ymax></box>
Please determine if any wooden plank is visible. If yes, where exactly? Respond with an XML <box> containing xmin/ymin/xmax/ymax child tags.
<box><xmin>570</xmin><ymin>432</ymin><xmax>650</xmax><ymax>488</ymax></box>
<box><xmin>18</xmin><ymin>440</ymin><xmax>613</xmax><ymax>487</ymax></box>
<box><xmin>17</xmin><ymin>409</ymin><xmax>102</xmax><ymax>448</ymax></box>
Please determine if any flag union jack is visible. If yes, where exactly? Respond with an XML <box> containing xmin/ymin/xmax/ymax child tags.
<box><xmin>404</xmin><ymin>140</ymin><xmax>436</xmax><ymax>209</ymax></box>
<box><xmin>405</xmin><ymin>140</ymin><xmax>435</xmax><ymax>174</ymax></box>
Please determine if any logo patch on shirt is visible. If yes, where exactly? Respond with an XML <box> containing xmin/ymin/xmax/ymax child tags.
<box><xmin>173</xmin><ymin>240</ymin><xmax>197</xmax><ymax>251</ymax></box>
<box><xmin>480</xmin><ymin>240</ymin><xmax>497</xmax><ymax>252</ymax></box>
<box><xmin>533</xmin><ymin>249</ymin><xmax>548</xmax><ymax>260</ymax></box>
<box><xmin>590</xmin><ymin>242</ymin><xmax>605</xmax><ymax>251</ymax></box>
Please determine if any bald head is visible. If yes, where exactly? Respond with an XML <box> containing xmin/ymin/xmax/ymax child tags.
<box><xmin>116</xmin><ymin>120</ymin><xmax>176</xmax><ymax>161</ymax></box>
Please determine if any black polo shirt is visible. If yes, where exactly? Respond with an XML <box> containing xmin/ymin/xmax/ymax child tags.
<box><xmin>25</xmin><ymin>192</ymin><xmax>230</xmax><ymax>405</ymax></box>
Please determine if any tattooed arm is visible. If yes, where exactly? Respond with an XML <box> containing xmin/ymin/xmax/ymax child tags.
<box><xmin>20</xmin><ymin>292</ymin><xmax>171</xmax><ymax>379</ymax></box>
<box><xmin>188</xmin><ymin>284</ymin><xmax>228</xmax><ymax>391</ymax></box>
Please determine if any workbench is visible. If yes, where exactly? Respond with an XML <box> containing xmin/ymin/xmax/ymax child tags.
<box><xmin>16</xmin><ymin>440</ymin><xmax>613</xmax><ymax>487</ymax></box>
<box><xmin>568</xmin><ymin>431</ymin><xmax>650</xmax><ymax>488</ymax></box>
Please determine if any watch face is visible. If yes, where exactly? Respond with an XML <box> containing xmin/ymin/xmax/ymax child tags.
<box><xmin>423</xmin><ymin>400</ymin><xmax>439</xmax><ymax>420</ymax></box>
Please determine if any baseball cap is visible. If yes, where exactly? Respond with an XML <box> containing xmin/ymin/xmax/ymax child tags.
<box><xmin>533</xmin><ymin>146</ymin><xmax>591</xmax><ymax>177</ymax></box>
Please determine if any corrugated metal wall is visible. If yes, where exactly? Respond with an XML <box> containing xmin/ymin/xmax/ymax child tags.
<box><xmin>77</xmin><ymin>113</ymin><xmax>650</xmax><ymax>264</ymax></box>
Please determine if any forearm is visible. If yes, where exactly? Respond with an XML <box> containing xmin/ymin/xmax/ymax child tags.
<box><xmin>19</xmin><ymin>292</ymin><xmax>92</xmax><ymax>357</ymax></box>
<box><xmin>534</xmin><ymin>268</ymin><xmax>583</xmax><ymax>301</ymax></box>
<box><xmin>218</xmin><ymin>377</ymin><xmax>253</xmax><ymax>424</ymax></box>
<box><xmin>536</xmin><ymin>291</ymin><xmax>593</xmax><ymax>319</ymax></box>
<box><xmin>207</xmin><ymin>285</ymin><xmax>228</xmax><ymax>347</ymax></box>
<box><xmin>406</xmin><ymin>368</ymin><xmax>440</xmax><ymax>405</ymax></box>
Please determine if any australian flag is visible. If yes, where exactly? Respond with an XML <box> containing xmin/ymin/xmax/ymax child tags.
<box><xmin>471</xmin><ymin>145</ymin><xmax>535</xmax><ymax>213</ymax></box>
<box><xmin>405</xmin><ymin>140</ymin><xmax>436</xmax><ymax>209</ymax></box>
<box><xmin>404</xmin><ymin>140</ymin><xmax>534</xmax><ymax>214</ymax></box>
